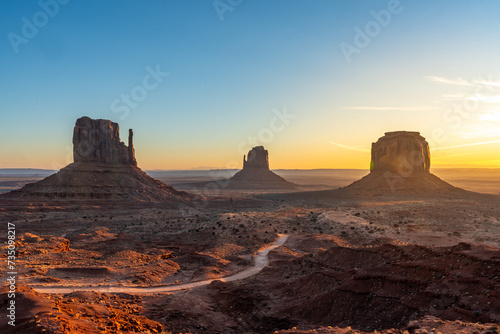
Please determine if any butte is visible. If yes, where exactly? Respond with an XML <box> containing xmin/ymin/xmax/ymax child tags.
<box><xmin>227</xmin><ymin>146</ymin><xmax>296</xmax><ymax>190</ymax></box>
<box><xmin>346</xmin><ymin>131</ymin><xmax>463</xmax><ymax>194</ymax></box>
<box><xmin>0</xmin><ymin>117</ymin><xmax>195</xmax><ymax>207</ymax></box>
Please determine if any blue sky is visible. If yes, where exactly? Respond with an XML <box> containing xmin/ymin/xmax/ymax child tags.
<box><xmin>1</xmin><ymin>0</ymin><xmax>500</xmax><ymax>169</ymax></box>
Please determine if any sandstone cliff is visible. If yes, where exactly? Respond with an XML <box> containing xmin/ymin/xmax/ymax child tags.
<box><xmin>73</xmin><ymin>117</ymin><xmax>136</xmax><ymax>166</ymax></box>
<box><xmin>2</xmin><ymin>117</ymin><xmax>194</xmax><ymax>206</ymax></box>
<box><xmin>346</xmin><ymin>131</ymin><xmax>463</xmax><ymax>194</ymax></box>
<box><xmin>243</xmin><ymin>146</ymin><xmax>270</xmax><ymax>170</ymax></box>
<box><xmin>228</xmin><ymin>146</ymin><xmax>296</xmax><ymax>190</ymax></box>
<box><xmin>371</xmin><ymin>131</ymin><xmax>430</xmax><ymax>174</ymax></box>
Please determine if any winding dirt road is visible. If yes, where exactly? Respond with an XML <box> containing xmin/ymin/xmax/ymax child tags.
<box><xmin>32</xmin><ymin>234</ymin><xmax>289</xmax><ymax>295</ymax></box>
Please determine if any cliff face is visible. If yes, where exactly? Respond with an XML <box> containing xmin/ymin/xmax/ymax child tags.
<box><xmin>371</xmin><ymin>131</ymin><xmax>430</xmax><ymax>175</ymax></box>
<box><xmin>345</xmin><ymin>131</ymin><xmax>462</xmax><ymax>194</ymax></box>
<box><xmin>2</xmin><ymin>117</ymin><xmax>195</xmax><ymax>205</ymax></box>
<box><xmin>73</xmin><ymin>117</ymin><xmax>136</xmax><ymax>166</ymax></box>
<box><xmin>243</xmin><ymin>146</ymin><xmax>270</xmax><ymax>170</ymax></box>
<box><xmin>229</xmin><ymin>146</ymin><xmax>296</xmax><ymax>189</ymax></box>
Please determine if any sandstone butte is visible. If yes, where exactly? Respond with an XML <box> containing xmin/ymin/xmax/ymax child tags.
<box><xmin>1</xmin><ymin>117</ymin><xmax>195</xmax><ymax>206</ymax></box>
<box><xmin>227</xmin><ymin>146</ymin><xmax>296</xmax><ymax>190</ymax></box>
<box><xmin>347</xmin><ymin>131</ymin><xmax>463</xmax><ymax>194</ymax></box>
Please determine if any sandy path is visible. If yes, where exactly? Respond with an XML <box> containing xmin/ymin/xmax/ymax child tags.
<box><xmin>32</xmin><ymin>234</ymin><xmax>289</xmax><ymax>295</ymax></box>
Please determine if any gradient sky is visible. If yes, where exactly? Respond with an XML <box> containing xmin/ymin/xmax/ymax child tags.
<box><xmin>1</xmin><ymin>0</ymin><xmax>500</xmax><ymax>170</ymax></box>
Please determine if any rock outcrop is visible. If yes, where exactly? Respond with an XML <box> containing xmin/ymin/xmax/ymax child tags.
<box><xmin>73</xmin><ymin>117</ymin><xmax>136</xmax><ymax>166</ymax></box>
<box><xmin>243</xmin><ymin>146</ymin><xmax>269</xmax><ymax>170</ymax></box>
<box><xmin>371</xmin><ymin>131</ymin><xmax>430</xmax><ymax>174</ymax></box>
<box><xmin>1</xmin><ymin>117</ymin><xmax>195</xmax><ymax>206</ymax></box>
<box><xmin>346</xmin><ymin>131</ymin><xmax>463</xmax><ymax>194</ymax></box>
<box><xmin>228</xmin><ymin>146</ymin><xmax>296</xmax><ymax>190</ymax></box>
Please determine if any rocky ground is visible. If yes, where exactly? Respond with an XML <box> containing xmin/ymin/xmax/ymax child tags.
<box><xmin>1</xmin><ymin>189</ymin><xmax>499</xmax><ymax>333</ymax></box>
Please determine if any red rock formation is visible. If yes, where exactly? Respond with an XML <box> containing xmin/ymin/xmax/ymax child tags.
<box><xmin>371</xmin><ymin>131</ymin><xmax>430</xmax><ymax>174</ymax></box>
<box><xmin>346</xmin><ymin>131</ymin><xmax>462</xmax><ymax>194</ymax></box>
<box><xmin>148</xmin><ymin>235</ymin><xmax>500</xmax><ymax>333</ymax></box>
<box><xmin>1</xmin><ymin>117</ymin><xmax>194</xmax><ymax>206</ymax></box>
<box><xmin>128</xmin><ymin>129</ymin><xmax>136</xmax><ymax>166</ymax></box>
<box><xmin>73</xmin><ymin>116</ymin><xmax>137</xmax><ymax>166</ymax></box>
<box><xmin>243</xmin><ymin>146</ymin><xmax>270</xmax><ymax>170</ymax></box>
<box><xmin>229</xmin><ymin>146</ymin><xmax>296</xmax><ymax>189</ymax></box>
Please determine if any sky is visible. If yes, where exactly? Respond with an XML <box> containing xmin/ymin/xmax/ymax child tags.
<box><xmin>1</xmin><ymin>0</ymin><xmax>500</xmax><ymax>170</ymax></box>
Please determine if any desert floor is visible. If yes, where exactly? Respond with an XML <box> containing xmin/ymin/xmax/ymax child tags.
<box><xmin>0</xmin><ymin>169</ymin><xmax>499</xmax><ymax>333</ymax></box>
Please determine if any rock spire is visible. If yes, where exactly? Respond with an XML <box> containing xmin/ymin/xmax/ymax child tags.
<box><xmin>73</xmin><ymin>116</ymin><xmax>137</xmax><ymax>166</ymax></box>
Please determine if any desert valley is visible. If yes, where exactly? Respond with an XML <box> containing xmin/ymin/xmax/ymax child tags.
<box><xmin>1</xmin><ymin>117</ymin><xmax>499</xmax><ymax>334</ymax></box>
<box><xmin>2</xmin><ymin>2</ymin><xmax>500</xmax><ymax>333</ymax></box>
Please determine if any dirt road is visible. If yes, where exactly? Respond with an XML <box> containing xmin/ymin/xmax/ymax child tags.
<box><xmin>32</xmin><ymin>234</ymin><xmax>289</xmax><ymax>294</ymax></box>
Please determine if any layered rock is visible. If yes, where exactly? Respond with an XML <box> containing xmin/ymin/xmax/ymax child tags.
<box><xmin>73</xmin><ymin>117</ymin><xmax>136</xmax><ymax>166</ymax></box>
<box><xmin>371</xmin><ymin>131</ymin><xmax>430</xmax><ymax>174</ymax></box>
<box><xmin>243</xmin><ymin>146</ymin><xmax>269</xmax><ymax>169</ymax></box>
<box><xmin>228</xmin><ymin>146</ymin><xmax>296</xmax><ymax>190</ymax></box>
<box><xmin>346</xmin><ymin>131</ymin><xmax>463</xmax><ymax>194</ymax></box>
<box><xmin>1</xmin><ymin>117</ymin><xmax>194</xmax><ymax>206</ymax></box>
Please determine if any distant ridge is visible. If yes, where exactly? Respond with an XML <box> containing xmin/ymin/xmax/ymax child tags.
<box><xmin>0</xmin><ymin>169</ymin><xmax>57</xmax><ymax>175</ymax></box>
